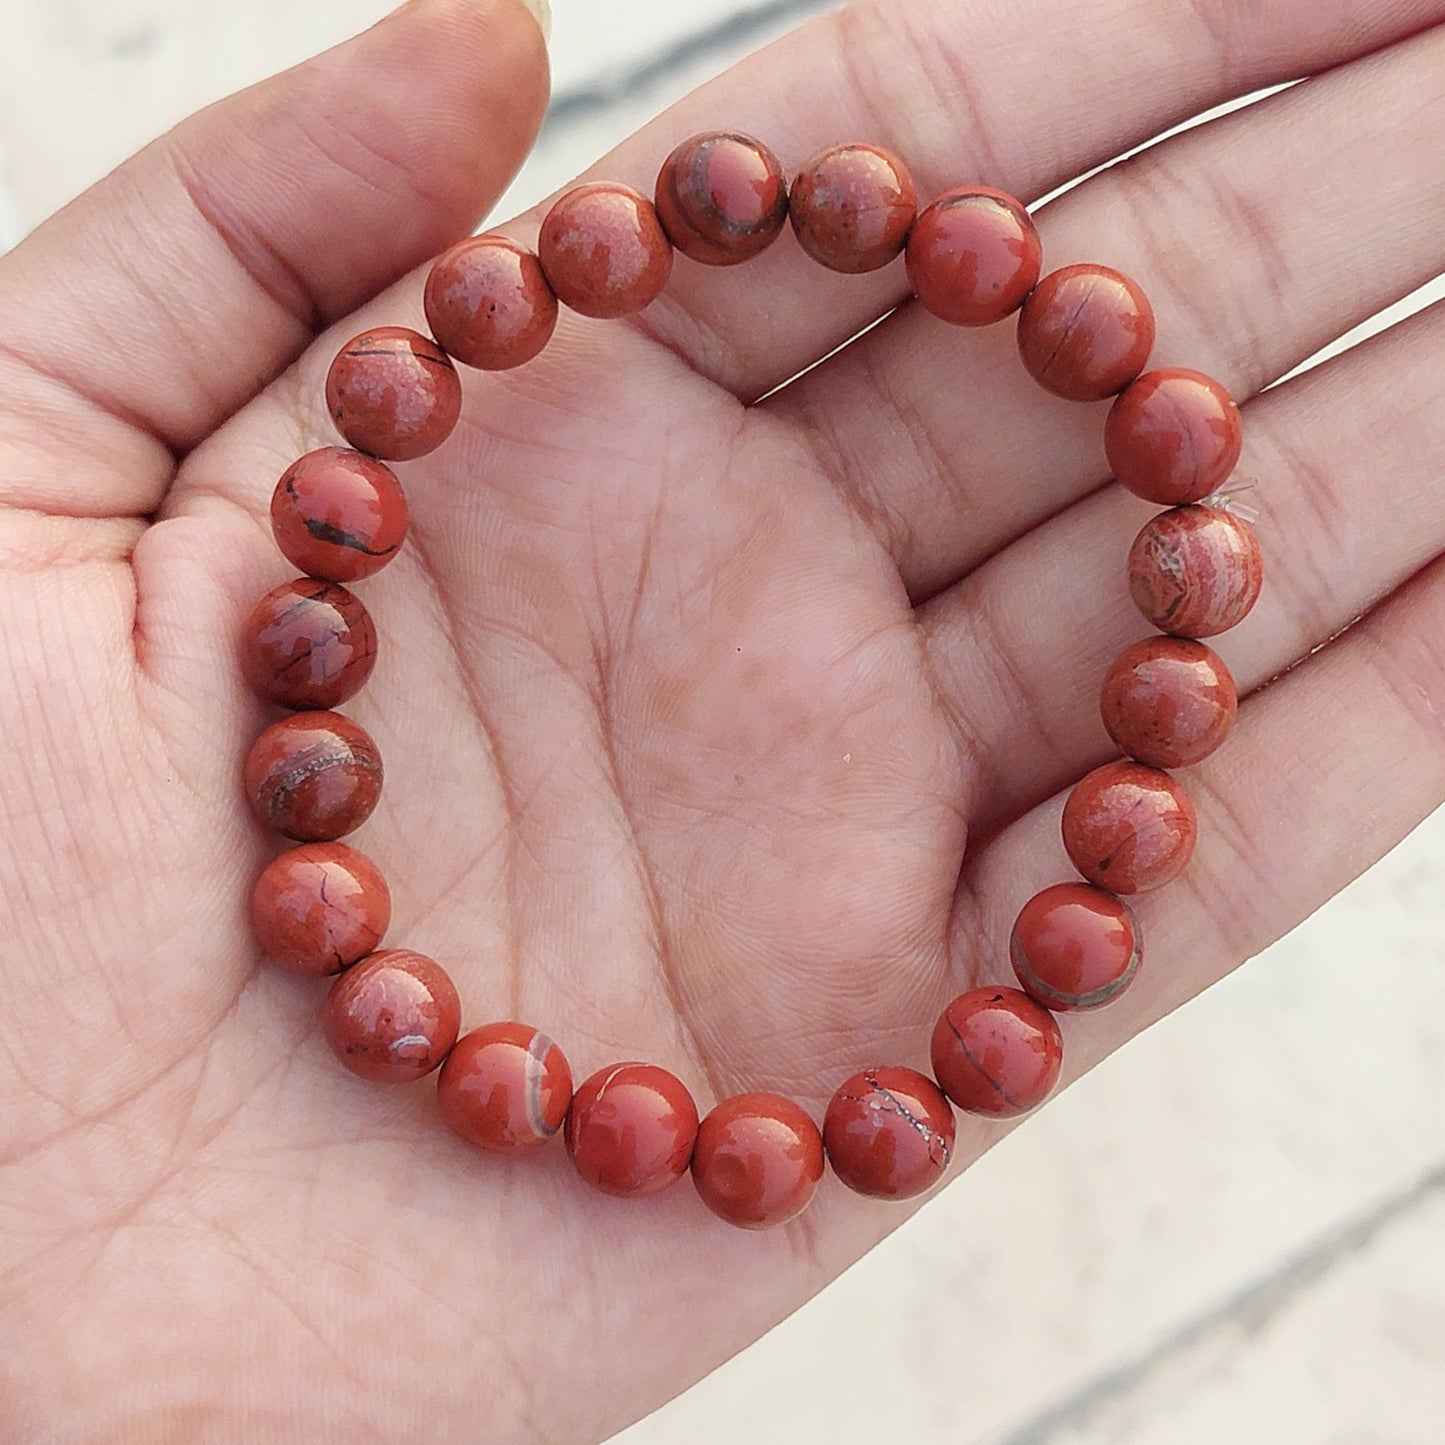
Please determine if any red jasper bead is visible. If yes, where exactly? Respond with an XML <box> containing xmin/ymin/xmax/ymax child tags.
<box><xmin>654</xmin><ymin>131</ymin><xmax>789</xmax><ymax>266</ymax></box>
<box><xmin>270</xmin><ymin>448</ymin><xmax>408</xmax><ymax>584</ymax></box>
<box><xmin>1063</xmin><ymin>760</ymin><xmax>1197</xmax><ymax>894</ymax></box>
<box><xmin>321</xmin><ymin>949</ymin><xmax>461</xmax><ymax>1084</ymax></box>
<box><xmin>1106</xmin><ymin>369</ymin><xmax>1244</xmax><ymax>505</ymax></box>
<box><xmin>822</xmin><ymin>1066</ymin><xmax>954</xmax><ymax>1200</ymax></box>
<box><xmin>240</xmin><ymin>578</ymin><xmax>377</xmax><ymax>711</ymax></box>
<box><xmin>931</xmin><ymin>987</ymin><xmax>1064</xmax><ymax>1116</ymax></box>
<box><xmin>1010</xmin><ymin>884</ymin><xmax>1141</xmax><ymax>1012</ymax></box>
<box><xmin>423</xmin><ymin>236</ymin><xmax>558</xmax><ymax>371</ymax></box>
<box><xmin>243</xmin><ymin>710</ymin><xmax>383</xmax><ymax>842</ymax></box>
<box><xmin>537</xmin><ymin>183</ymin><xmax>674</xmax><ymax>319</ymax></box>
<box><xmin>1128</xmin><ymin>505</ymin><xmax>1264</xmax><ymax>638</ymax></box>
<box><xmin>905</xmin><ymin>187</ymin><xmax>1042</xmax><ymax>327</ymax></box>
<box><xmin>1017</xmin><ymin>264</ymin><xmax>1155</xmax><ymax>402</ymax></box>
<box><xmin>325</xmin><ymin>327</ymin><xmax>462</xmax><ymax>461</ymax></box>
<box><xmin>788</xmin><ymin>143</ymin><xmax>916</xmax><ymax>274</ymax></box>
<box><xmin>437</xmin><ymin>1022</ymin><xmax>573</xmax><ymax>1156</ymax></box>
<box><xmin>690</xmin><ymin>1092</ymin><xmax>824</xmax><ymax>1230</ymax></box>
<box><xmin>565</xmin><ymin>1062</ymin><xmax>700</xmax><ymax>1197</ymax></box>
<box><xmin>250</xmin><ymin>842</ymin><xmax>391</xmax><ymax>976</ymax></box>
<box><xmin>1101</xmin><ymin>636</ymin><xmax>1238</xmax><ymax>769</ymax></box>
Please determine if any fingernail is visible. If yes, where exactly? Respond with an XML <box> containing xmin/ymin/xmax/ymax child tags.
<box><xmin>518</xmin><ymin>0</ymin><xmax>551</xmax><ymax>41</ymax></box>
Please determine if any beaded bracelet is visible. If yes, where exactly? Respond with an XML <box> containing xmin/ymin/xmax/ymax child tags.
<box><xmin>240</xmin><ymin>132</ymin><xmax>1263</xmax><ymax>1230</ymax></box>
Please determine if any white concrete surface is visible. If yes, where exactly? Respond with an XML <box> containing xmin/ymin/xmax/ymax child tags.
<box><xmin>1</xmin><ymin>2</ymin><xmax>1442</xmax><ymax>1441</ymax></box>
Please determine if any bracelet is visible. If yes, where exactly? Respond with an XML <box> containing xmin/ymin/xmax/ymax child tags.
<box><xmin>239</xmin><ymin>131</ymin><xmax>1263</xmax><ymax>1230</ymax></box>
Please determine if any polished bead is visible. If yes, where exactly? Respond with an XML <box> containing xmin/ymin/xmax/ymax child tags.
<box><xmin>1063</xmin><ymin>760</ymin><xmax>1197</xmax><ymax>894</ymax></box>
<box><xmin>1017</xmin><ymin>264</ymin><xmax>1155</xmax><ymax>402</ymax></box>
<box><xmin>1101</xmin><ymin>636</ymin><xmax>1238</xmax><ymax>769</ymax></box>
<box><xmin>822</xmin><ymin>1066</ymin><xmax>954</xmax><ymax>1200</ymax></box>
<box><xmin>537</xmin><ymin>183</ymin><xmax>673</xmax><ymax>319</ymax></box>
<box><xmin>1106</xmin><ymin>369</ymin><xmax>1244</xmax><ymax>505</ymax></box>
<box><xmin>270</xmin><ymin>447</ymin><xmax>408</xmax><ymax>583</ymax></box>
<box><xmin>423</xmin><ymin>235</ymin><xmax>558</xmax><ymax>371</ymax></box>
<box><xmin>240</xmin><ymin>578</ymin><xmax>377</xmax><ymax>711</ymax></box>
<box><xmin>1010</xmin><ymin>884</ymin><xmax>1141</xmax><ymax>1012</ymax></box>
<box><xmin>1128</xmin><ymin>505</ymin><xmax>1264</xmax><ymax>638</ymax></box>
<box><xmin>321</xmin><ymin>949</ymin><xmax>460</xmax><ymax>1083</ymax></box>
<box><xmin>437</xmin><ymin>1022</ymin><xmax>573</xmax><ymax>1156</ymax></box>
<box><xmin>654</xmin><ymin>131</ymin><xmax>789</xmax><ymax>266</ymax></box>
<box><xmin>931</xmin><ymin>987</ymin><xmax>1064</xmax><ymax>1116</ymax></box>
<box><xmin>249</xmin><ymin>842</ymin><xmax>390</xmax><ymax>976</ymax></box>
<box><xmin>565</xmin><ymin>1062</ymin><xmax>699</xmax><ymax>1197</ymax></box>
<box><xmin>325</xmin><ymin>326</ymin><xmax>462</xmax><ymax>461</ymax></box>
<box><xmin>905</xmin><ymin>187</ymin><xmax>1042</xmax><ymax>326</ymax></box>
<box><xmin>243</xmin><ymin>710</ymin><xmax>383</xmax><ymax>842</ymax></box>
<box><xmin>788</xmin><ymin>143</ymin><xmax>916</xmax><ymax>274</ymax></box>
<box><xmin>690</xmin><ymin>1092</ymin><xmax>824</xmax><ymax>1230</ymax></box>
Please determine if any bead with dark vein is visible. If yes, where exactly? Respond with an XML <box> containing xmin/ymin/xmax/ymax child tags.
<box><xmin>250</xmin><ymin>841</ymin><xmax>391</xmax><ymax>976</ymax></box>
<box><xmin>822</xmin><ymin>1065</ymin><xmax>954</xmax><ymax>1199</ymax></box>
<box><xmin>270</xmin><ymin>447</ymin><xmax>408</xmax><ymax>583</ymax></box>
<box><xmin>930</xmin><ymin>987</ymin><xmax>1064</xmax><ymax>1117</ymax></box>
<box><xmin>325</xmin><ymin>326</ymin><xmax>462</xmax><ymax>460</ymax></box>
<box><xmin>240</xmin><ymin>577</ymin><xmax>378</xmax><ymax>710</ymax></box>
<box><xmin>1062</xmin><ymin>760</ymin><xmax>1197</xmax><ymax>893</ymax></box>
<box><xmin>1010</xmin><ymin>884</ymin><xmax>1141</xmax><ymax>1013</ymax></box>
<box><xmin>322</xmin><ymin>949</ymin><xmax>461</xmax><ymax>1083</ymax></box>
<box><xmin>654</xmin><ymin>131</ymin><xmax>789</xmax><ymax>265</ymax></box>
<box><xmin>243</xmin><ymin>709</ymin><xmax>383</xmax><ymax>841</ymax></box>
<box><xmin>1017</xmin><ymin>264</ymin><xmax>1155</xmax><ymax>402</ymax></box>
<box><xmin>1127</xmin><ymin>504</ymin><xmax>1264</xmax><ymax>638</ymax></box>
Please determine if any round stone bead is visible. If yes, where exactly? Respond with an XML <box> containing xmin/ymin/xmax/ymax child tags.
<box><xmin>1010</xmin><ymin>884</ymin><xmax>1141</xmax><ymax>1012</ymax></box>
<box><xmin>565</xmin><ymin>1062</ymin><xmax>700</xmax><ymax>1197</ymax></box>
<box><xmin>654</xmin><ymin>131</ymin><xmax>789</xmax><ymax>266</ymax></box>
<box><xmin>250</xmin><ymin>841</ymin><xmax>391</xmax><ymax>976</ymax></box>
<box><xmin>1063</xmin><ymin>760</ymin><xmax>1197</xmax><ymax>894</ymax></box>
<box><xmin>537</xmin><ymin>183</ymin><xmax>674</xmax><ymax>319</ymax></box>
<box><xmin>1017</xmin><ymin>264</ymin><xmax>1156</xmax><ymax>402</ymax></box>
<box><xmin>325</xmin><ymin>327</ymin><xmax>462</xmax><ymax>461</ymax></box>
<box><xmin>423</xmin><ymin>235</ymin><xmax>558</xmax><ymax>371</ymax></box>
<box><xmin>931</xmin><ymin>987</ymin><xmax>1064</xmax><ymax>1116</ymax></box>
<box><xmin>1128</xmin><ymin>505</ymin><xmax>1264</xmax><ymax>638</ymax></box>
<box><xmin>788</xmin><ymin>143</ymin><xmax>917</xmax><ymax>274</ymax></box>
<box><xmin>270</xmin><ymin>447</ymin><xmax>407</xmax><ymax>584</ymax></box>
<box><xmin>822</xmin><ymin>1066</ymin><xmax>954</xmax><ymax>1200</ymax></box>
<box><xmin>1106</xmin><ymin>369</ymin><xmax>1244</xmax><ymax>505</ymax></box>
<box><xmin>321</xmin><ymin>949</ymin><xmax>461</xmax><ymax>1084</ymax></box>
<box><xmin>1100</xmin><ymin>636</ymin><xmax>1239</xmax><ymax>769</ymax></box>
<box><xmin>240</xmin><ymin>578</ymin><xmax>377</xmax><ymax>711</ymax></box>
<box><xmin>436</xmin><ymin>1022</ymin><xmax>574</xmax><ymax>1156</ymax></box>
<box><xmin>690</xmin><ymin>1092</ymin><xmax>825</xmax><ymax>1230</ymax></box>
<box><xmin>243</xmin><ymin>710</ymin><xmax>383</xmax><ymax>842</ymax></box>
<box><xmin>905</xmin><ymin>187</ymin><xmax>1042</xmax><ymax>327</ymax></box>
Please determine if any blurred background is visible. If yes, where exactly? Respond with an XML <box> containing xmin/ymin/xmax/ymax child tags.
<box><xmin>2</xmin><ymin>1</ymin><xmax>1442</xmax><ymax>1441</ymax></box>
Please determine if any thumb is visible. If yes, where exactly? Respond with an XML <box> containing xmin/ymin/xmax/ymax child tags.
<box><xmin>0</xmin><ymin>0</ymin><xmax>549</xmax><ymax>513</ymax></box>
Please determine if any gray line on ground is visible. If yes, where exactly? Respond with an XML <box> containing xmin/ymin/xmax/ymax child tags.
<box><xmin>994</xmin><ymin>1159</ymin><xmax>1445</xmax><ymax>1445</ymax></box>
<box><xmin>543</xmin><ymin>0</ymin><xmax>839</xmax><ymax>129</ymax></box>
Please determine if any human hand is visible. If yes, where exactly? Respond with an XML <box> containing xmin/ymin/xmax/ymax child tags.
<box><xmin>2</xmin><ymin>0</ymin><xmax>1443</xmax><ymax>1439</ymax></box>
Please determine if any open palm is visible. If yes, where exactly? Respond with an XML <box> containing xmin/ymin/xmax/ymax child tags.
<box><xmin>3</xmin><ymin>0</ymin><xmax>1444</xmax><ymax>1439</ymax></box>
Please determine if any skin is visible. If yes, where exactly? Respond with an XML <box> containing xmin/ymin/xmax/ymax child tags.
<box><xmin>1</xmin><ymin>0</ymin><xmax>1444</xmax><ymax>1438</ymax></box>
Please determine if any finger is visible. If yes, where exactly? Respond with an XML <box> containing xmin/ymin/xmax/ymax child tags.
<box><xmin>776</xmin><ymin>20</ymin><xmax>1445</xmax><ymax>597</ymax></box>
<box><xmin>535</xmin><ymin>0</ymin><xmax>1445</xmax><ymax>401</ymax></box>
<box><xmin>0</xmin><ymin>0</ymin><xmax>548</xmax><ymax>518</ymax></box>
<box><xmin>921</xmin><ymin>294</ymin><xmax>1445</xmax><ymax>841</ymax></box>
<box><xmin>943</xmin><ymin>546</ymin><xmax>1445</xmax><ymax>1179</ymax></box>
